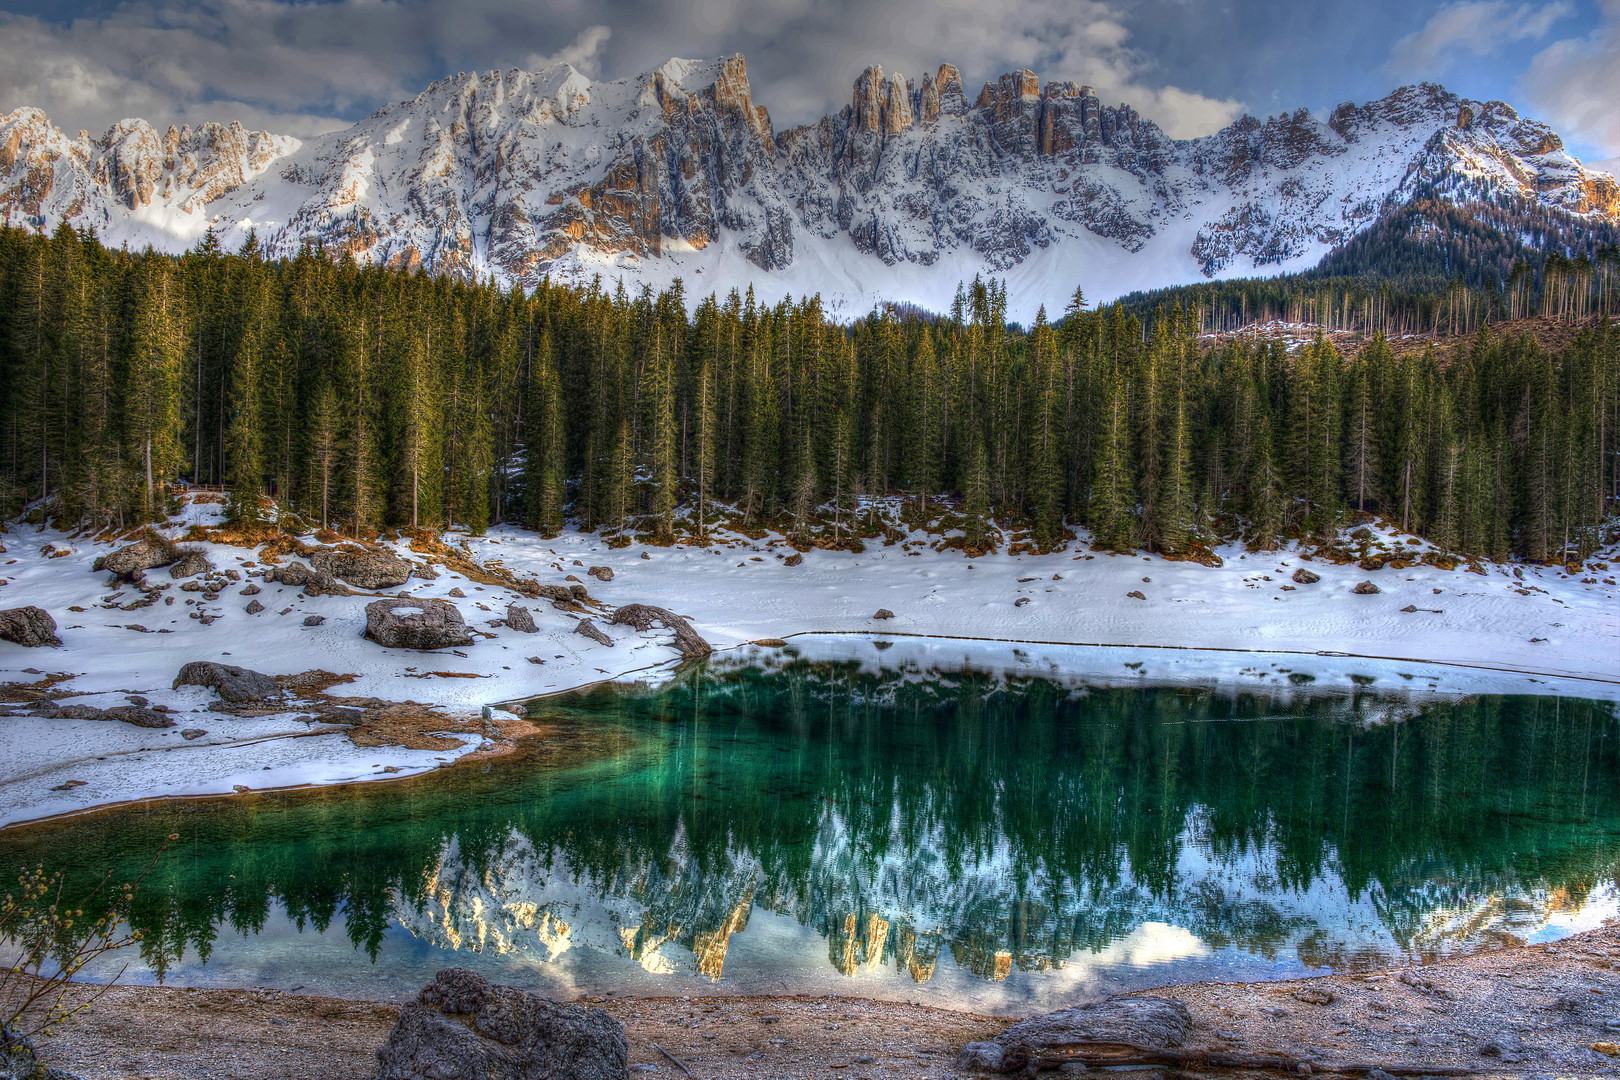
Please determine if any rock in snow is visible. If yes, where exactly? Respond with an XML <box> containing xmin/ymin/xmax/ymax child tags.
<box><xmin>608</xmin><ymin>604</ymin><xmax>711</xmax><ymax>658</ymax></box>
<box><xmin>374</xmin><ymin>968</ymin><xmax>627</xmax><ymax>1080</ymax></box>
<box><xmin>310</xmin><ymin>547</ymin><xmax>413</xmax><ymax>590</ymax></box>
<box><xmin>505</xmin><ymin>604</ymin><xmax>538</xmax><ymax>633</ymax></box>
<box><xmin>172</xmin><ymin>661</ymin><xmax>283</xmax><ymax>704</ymax></box>
<box><xmin>0</xmin><ymin>607</ymin><xmax>60</xmax><ymax>648</ymax></box>
<box><xmin>573</xmin><ymin>619</ymin><xmax>613</xmax><ymax>647</ymax></box>
<box><xmin>364</xmin><ymin>598</ymin><xmax>475</xmax><ymax>651</ymax></box>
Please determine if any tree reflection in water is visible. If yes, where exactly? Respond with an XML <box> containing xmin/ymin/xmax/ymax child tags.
<box><xmin>2</xmin><ymin>654</ymin><xmax>1614</xmax><ymax>995</ymax></box>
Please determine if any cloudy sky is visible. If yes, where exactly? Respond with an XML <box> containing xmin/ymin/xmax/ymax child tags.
<box><xmin>1</xmin><ymin>0</ymin><xmax>1615</xmax><ymax>172</ymax></box>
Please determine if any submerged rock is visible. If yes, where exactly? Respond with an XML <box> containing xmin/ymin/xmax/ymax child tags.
<box><xmin>364</xmin><ymin>598</ymin><xmax>475</xmax><ymax>651</ymax></box>
<box><xmin>173</xmin><ymin>661</ymin><xmax>283</xmax><ymax>704</ymax></box>
<box><xmin>374</xmin><ymin>968</ymin><xmax>627</xmax><ymax>1080</ymax></box>
<box><xmin>957</xmin><ymin>995</ymin><xmax>1190</xmax><ymax>1074</ymax></box>
<box><xmin>0</xmin><ymin>607</ymin><xmax>60</xmax><ymax>648</ymax></box>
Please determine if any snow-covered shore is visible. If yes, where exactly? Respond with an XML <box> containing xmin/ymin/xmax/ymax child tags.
<box><xmin>1</xmin><ymin>498</ymin><xmax>1615</xmax><ymax>828</ymax></box>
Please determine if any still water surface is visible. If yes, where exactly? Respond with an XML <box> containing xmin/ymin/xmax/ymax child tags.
<box><xmin>4</xmin><ymin>647</ymin><xmax>1616</xmax><ymax>1013</ymax></box>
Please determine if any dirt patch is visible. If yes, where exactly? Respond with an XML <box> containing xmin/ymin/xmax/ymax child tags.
<box><xmin>27</xmin><ymin>921</ymin><xmax>1619</xmax><ymax>1079</ymax></box>
<box><xmin>0</xmin><ymin>671</ymin><xmax>78</xmax><ymax>704</ymax></box>
<box><xmin>341</xmin><ymin>703</ymin><xmax>473</xmax><ymax>751</ymax></box>
<box><xmin>275</xmin><ymin>670</ymin><xmax>359</xmax><ymax>696</ymax></box>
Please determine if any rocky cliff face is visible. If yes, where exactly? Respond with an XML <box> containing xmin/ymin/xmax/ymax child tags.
<box><xmin>1</xmin><ymin>57</ymin><xmax>1614</xmax><ymax>319</ymax></box>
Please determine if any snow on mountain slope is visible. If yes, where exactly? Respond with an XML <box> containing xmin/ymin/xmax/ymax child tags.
<box><xmin>1</xmin><ymin>57</ymin><xmax>1615</xmax><ymax>320</ymax></box>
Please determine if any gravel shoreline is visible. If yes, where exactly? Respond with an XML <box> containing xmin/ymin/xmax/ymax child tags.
<box><xmin>25</xmin><ymin>922</ymin><xmax>1619</xmax><ymax>1079</ymax></box>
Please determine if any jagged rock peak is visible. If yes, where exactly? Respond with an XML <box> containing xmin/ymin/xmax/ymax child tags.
<box><xmin>1</xmin><ymin>59</ymin><xmax>1615</xmax><ymax>321</ymax></box>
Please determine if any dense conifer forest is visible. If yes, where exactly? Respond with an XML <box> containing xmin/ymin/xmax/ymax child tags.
<box><xmin>0</xmin><ymin>223</ymin><xmax>1615</xmax><ymax>562</ymax></box>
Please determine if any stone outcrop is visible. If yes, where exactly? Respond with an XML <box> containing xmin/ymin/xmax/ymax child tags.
<box><xmin>4</xmin><ymin>60</ymin><xmax>1613</xmax><ymax>317</ymax></box>
<box><xmin>168</xmin><ymin>550</ymin><xmax>212</xmax><ymax>579</ymax></box>
<box><xmin>607</xmin><ymin>604</ymin><xmax>711</xmax><ymax>659</ymax></box>
<box><xmin>1291</xmin><ymin>568</ymin><xmax>1321</xmax><ymax>584</ymax></box>
<box><xmin>264</xmin><ymin>561</ymin><xmax>347</xmax><ymax>596</ymax></box>
<box><xmin>92</xmin><ymin>535</ymin><xmax>178</xmax><ymax>576</ymax></box>
<box><xmin>1353</xmin><ymin>580</ymin><xmax>1380</xmax><ymax>594</ymax></box>
<box><xmin>587</xmin><ymin>566</ymin><xmax>613</xmax><ymax>582</ymax></box>
<box><xmin>101</xmin><ymin>705</ymin><xmax>173</xmax><ymax>729</ymax></box>
<box><xmin>310</xmin><ymin>546</ymin><xmax>412</xmax><ymax>589</ymax></box>
<box><xmin>573</xmin><ymin>618</ymin><xmax>613</xmax><ymax>647</ymax></box>
<box><xmin>364</xmin><ymin>598</ymin><xmax>475</xmax><ymax>650</ymax></box>
<box><xmin>957</xmin><ymin>995</ymin><xmax>1191</xmax><ymax>1073</ymax></box>
<box><xmin>172</xmin><ymin>661</ymin><xmax>283</xmax><ymax>704</ymax></box>
<box><xmin>373</xmin><ymin>968</ymin><xmax>627</xmax><ymax>1080</ymax></box>
<box><xmin>505</xmin><ymin>604</ymin><xmax>537</xmax><ymax>633</ymax></box>
<box><xmin>0</xmin><ymin>607</ymin><xmax>60</xmax><ymax>647</ymax></box>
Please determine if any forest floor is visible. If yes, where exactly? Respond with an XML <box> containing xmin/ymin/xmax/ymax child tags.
<box><xmin>1</xmin><ymin>493</ymin><xmax>1617</xmax><ymax>827</ymax></box>
<box><xmin>1196</xmin><ymin>314</ymin><xmax>1613</xmax><ymax>361</ymax></box>
<box><xmin>23</xmin><ymin>919</ymin><xmax>1620</xmax><ymax>1079</ymax></box>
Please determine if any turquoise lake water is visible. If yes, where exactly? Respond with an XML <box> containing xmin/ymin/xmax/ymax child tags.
<box><xmin>4</xmin><ymin>647</ymin><xmax>1615</xmax><ymax>1014</ymax></box>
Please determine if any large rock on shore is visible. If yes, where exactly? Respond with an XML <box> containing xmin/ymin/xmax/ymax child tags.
<box><xmin>607</xmin><ymin>604</ymin><xmax>711</xmax><ymax>659</ymax></box>
<box><xmin>311</xmin><ymin>547</ymin><xmax>412</xmax><ymax>589</ymax></box>
<box><xmin>172</xmin><ymin>661</ymin><xmax>283</xmax><ymax>704</ymax></box>
<box><xmin>957</xmin><ymin>995</ymin><xmax>1190</xmax><ymax>1073</ymax></box>
<box><xmin>373</xmin><ymin>968</ymin><xmax>627</xmax><ymax>1080</ymax></box>
<box><xmin>364</xmin><ymin>598</ymin><xmax>475</xmax><ymax>651</ymax></box>
<box><xmin>0</xmin><ymin>607</ymin><xmax>60</xmax><ymax>648</ymax></box>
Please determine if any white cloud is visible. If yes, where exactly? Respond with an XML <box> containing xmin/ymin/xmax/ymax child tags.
<box><xmin>524</xmin><ymin>25</ymin><xmax>613</xmax><ymax>78</ymax></box>
<box><xmin>0</xmin><ymin>0</ymin><xmax>1248</xmax><ymax>143</ymax></box>
<box><xmin>1384</xmin><ymin>1</ymin><xmax>1573</xmax><ymax>80</ymax></box>
<box><xmin>1522</xmin><ymin>0</ymin><xmax>1620</xmax><ymax>167</ymax></box>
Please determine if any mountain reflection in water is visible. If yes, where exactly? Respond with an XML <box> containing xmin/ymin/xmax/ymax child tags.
<box><xmin>3</xmin><ymin>652</ymin><xmax>1616</xmax><ymax>1005</ymax></box>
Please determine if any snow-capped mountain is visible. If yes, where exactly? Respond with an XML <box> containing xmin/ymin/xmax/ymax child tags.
<box><xmin>2</xmin><ymin>55</ymin><xmax>1615</xmax><ymax>319</ymax></box>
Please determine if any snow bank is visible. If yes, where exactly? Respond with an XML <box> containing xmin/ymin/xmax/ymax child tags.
<box><xmin>1</xmin><ymin>497</ymin><xmax>1614</xmax><ymax>827</ymax></box>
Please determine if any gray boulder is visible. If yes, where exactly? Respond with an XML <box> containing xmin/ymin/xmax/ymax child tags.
<box><xmin>0</xmin><ymin>607</ymin><xmax>60</xmax><ymax>648</ymax></box>
<box><xmin>587</xmin><ymin>566</ymin><xmax>613</xmax><ymax>582</ymax></box>
<box><xmin>173</xmin><ymin>661</ymin><xmax>283</xmax><ymax>704</ymax></box>
<box><xmin>93</xmin><ymin>535</ymin><xmax>177</xmax><ymax>576</ymax></box>
<box><xmin>364</xmin><ymin>598</ymin><xmax>475</xmax><ymax>650</ymax></box>
<box><xmin>607</xmin><ymin>604</ymin><xmax>710</xmax><ymax>659</ymax></box>
<box><xmin>574</xmin><ymin>619</ymin><xmax>613</xmax><ymax>647</ymax></box>
<box><xmin>1353</xmin><ymin>580</ymin><xmax>1380</xmax><ymax>594</ymax></box>
<box><xmin>311</xmin><ymin>547</ymin><xmax>412</xmax><ymax>589</ymax></box>
<box><xmin>1291</xmin><ymin>568</ymin><xmax>1321</xmax><ymax>584</ymax></box>
<box><xmin>264</xmin><ymin>561</ymin><xmax>347</xmax><ymax>596</ymax></box>
<box><xmin>505</xmin><ymin>604</ymin><xmax>538</xmax><ymax>633</ymax></box>
<box><xmin>373</xmin><ymin>968</ymin><xmax>627</xmax><ymax>1080</ymax></box>
<box><xmin>168</xmin><ymin>550</ymin><xmax>212</xmax><ymax>579</ymax></box>
<box><xmin>3</xmin><ymin>1022</ymin><xmax>82</xmax><ymax>1080</ymax></box>
<box><xmin>102</xmin><ymin>705</ymin><xmax>172</xmax><ymax>729</ymax></box>
<box><xmin>956</xmin><ymin>995</ymin><xmax>1190</xmax><ymax>1074</ymax></box>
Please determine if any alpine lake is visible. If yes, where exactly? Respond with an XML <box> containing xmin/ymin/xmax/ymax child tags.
<box><xmin>3</xmin><ymin>639</ymin><xmax>1616</xmax><ymax>1015</ymax></box>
